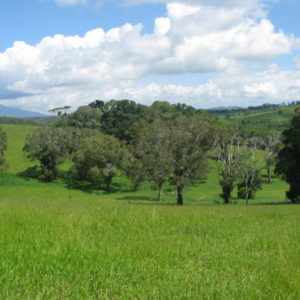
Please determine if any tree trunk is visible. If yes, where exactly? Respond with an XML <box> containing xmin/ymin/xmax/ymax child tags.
<box><xmin>177</xmin><ymin>184</ymin><xmax>184</xmax><ymax>206</ymax></box>
<box><xmin>222</xmin><ymin>184</ymin><xmax>233</xmax><ymax>204</ymax></box>
<box><xmin>105</xmin><ymin>175</ymin><xmax>112</xmax><ymax>192</ymax></box>
<box><xmin>267</xmin><ymin>169</ymin><xmax>272</xmax><ymax>183</ymax></box>
<box><xmin>157</xmin><ymin>181</ymin><xmax>164</xmax><ymax>201</ymax></box>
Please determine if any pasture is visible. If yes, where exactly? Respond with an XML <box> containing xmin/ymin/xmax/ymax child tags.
<box><xmin>0</xmin><ymin>124</ymin><xmax>299</xmax><ymax>299</ymax></box>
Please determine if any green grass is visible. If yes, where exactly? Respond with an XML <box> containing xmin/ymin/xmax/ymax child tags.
<box><xmin>221</xmin><ymin>106</ymin><xmax>295</xmax><ymax>137</ymax></box>
<box><xmin>0</xmin><ymin>124</ymin><xmax>299</xmax><ymax>299</ymax></box>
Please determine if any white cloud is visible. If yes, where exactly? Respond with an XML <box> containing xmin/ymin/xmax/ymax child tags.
<box><xmin>0</xmin><ymin>1</ymin><xmax>298</xmax><ymax>112</ymax></box>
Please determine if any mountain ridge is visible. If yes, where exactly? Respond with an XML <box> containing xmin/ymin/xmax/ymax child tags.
<box><xmin>0</xmin><ymin>104</ymin><xmax>49</xmax><ymax>118</ymax></box>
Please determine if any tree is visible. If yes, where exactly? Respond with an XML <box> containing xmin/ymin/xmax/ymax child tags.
<box><xmin>49</xmin><ymin>106</ymin><xmax>71</xmax><ymax>127</ymax></box>
<box><xmin>132</xmin><ymin>119</ymin><xmax>173</xmax><ymax>201</ymax></box>
<box><xmin>72</xmin><ymin>134</ymin><xmax>128</xmax><ymax>191</ymax></box>
<box><xmin>0</xmin><ymin>128</ymin><xmax>8</xmax><ymax>171</ymax></box>
<box><xmin>217</xmin><ymin>134</ymin><xmax>242</xmax><ymax>204</ymax></box>
<box><xmin>264</xmin><ymin>131</ymin><xmax>281</xmax><ymax>183</ymax></box>
<box><xmin>68</xmin><ymin>106</ymin><xmax>103</xmax><ymax>129</ymax></box>
<box><xmin>23</xmin><ymin>128</ymin><xmax>69</xmax><ymax>181</ymax></box>
<box><xmin>167</xmin><ymin>115</ymin><xmax>219</xmax><ymax>205</ymax></box>
<box><xmin>276</xmin><ymin>106</ymin><xmax>300</xmax><ymax>203</ymax></box>
<box><xmin>97</xmin><ymin>100</ymin><xmax>153</xmax><ymax>142</ymax></box>
<box><xmin>237</xmin><ymin>142</ymin><xmax>263</xmax><ymax>204</ymax></box>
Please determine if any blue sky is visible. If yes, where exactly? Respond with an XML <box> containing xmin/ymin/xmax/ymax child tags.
<box><xmin>0</xmin><ymin>0</ymin><xmax>300</xmax><ymax>112</ymax></box>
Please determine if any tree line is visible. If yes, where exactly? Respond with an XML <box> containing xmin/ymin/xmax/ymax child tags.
<box><xmin>0</xmin><ymin>100</ymin><xmax>300</xmax><ymax>205</ymax></box>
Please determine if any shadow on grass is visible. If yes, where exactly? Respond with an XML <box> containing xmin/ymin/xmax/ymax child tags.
<box><xmin>117</xmin><ymin>195</ymin><xmax>152</xmax><ymax>201</ymax></box>
<box><xmin>128</xmin><ymin>201</ymin><xmax>177</xmax><ymax>207</ymax></box>
<box><xmin>255</xmin><ymin>201</ymin><xmax>293</xmax><ymax>206</ymax></box>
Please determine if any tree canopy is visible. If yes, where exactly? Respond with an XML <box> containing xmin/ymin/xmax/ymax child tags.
<box><xmin>276</xmin><ymin>106</ymin><xmax>300</xmax><ymax>203</ymax></box>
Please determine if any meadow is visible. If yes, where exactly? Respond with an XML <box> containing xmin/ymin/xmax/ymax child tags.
<box><xmin>0</xmin><ymin>124</ymin><xmax>300</xmax><ymax>299</ymax></box>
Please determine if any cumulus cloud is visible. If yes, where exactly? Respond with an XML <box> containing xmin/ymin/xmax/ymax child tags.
<box><xmin>0</xmin><ymin>1</ymin><xmax>298</xmax><ymax>112</ymax></box>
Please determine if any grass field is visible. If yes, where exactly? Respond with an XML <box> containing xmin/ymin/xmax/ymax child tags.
<box><xmin>0</xmin><ymin>124</ymin><xmax>299</xmax><ymax>299</ymax></box>
<box><xmin>222</xmin><ymin>106</ymin><xmax>295</xmax><ymax>137</ymax></box>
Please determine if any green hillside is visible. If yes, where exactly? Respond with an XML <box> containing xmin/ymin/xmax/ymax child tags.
<box><xmin>221</xmin><ymin>106</ymin><xmax>295</xmax><ymax>137</ymax></box>
<box><xmin>0</xmin><ymin>124</ymin><xmax>299</xmax><ymax>299</ymax></box>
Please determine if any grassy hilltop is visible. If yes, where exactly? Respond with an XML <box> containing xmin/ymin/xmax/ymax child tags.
<box><xmin>221</xmin><ymin>105</ymin><xmax>295</xmax><ymax>137</ymax></box>
<box><xmin>0</xmin><ymin>124</ymin><xmax>300</xmax><ymax>299</ymax></box>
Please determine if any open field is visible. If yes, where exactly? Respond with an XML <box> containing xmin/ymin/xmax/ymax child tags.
<box><xmin>0</xmin><ymin>124</ymin><xmax>299</xmax><ymax>299</ymax></box>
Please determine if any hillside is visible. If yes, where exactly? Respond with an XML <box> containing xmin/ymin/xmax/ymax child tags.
<box><xmin>219</xmin><ymin>105</ymin><xmax>295</xmax><ymax>137</ymax></box>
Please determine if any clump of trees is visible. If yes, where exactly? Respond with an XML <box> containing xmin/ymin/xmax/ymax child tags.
<box><xmin>16</xmin><ymin>99</ymin><xmax>300</xmax><ymax>205</ymax></box>
<box><xmin>131</xmin><ymin>115</ymin><xmax>219</xmax><ymax>205</ymax></box>
<box><xmin>0</xmin><ymin>127</ymin><xmax>8</xmax><ymax>171</ymax></box>
<box><xmin>217</xmin><ymin>134</ymin><xmax>264</xmax><ymax>204</ymax></box>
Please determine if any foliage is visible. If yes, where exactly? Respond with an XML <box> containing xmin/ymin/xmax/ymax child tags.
<box><xmin>23</xmin><ymin>127</ymin><xmax>70</xmax><ymax>181</ymax></box>
<box><xmin>217</xmin><ymin>134</ymin><xmax>242</xmax><ymax>204</ymax></box>
<box><xmin>72</xmin><ymin>134</ymin><xmax>128</xmax><ymax>191</ymax></box>
<box><xmin>237</xmin><ymin>143</ymin><xmax>263</xmax><ymax>204</ymax></box>
<box><xmin>67</xmin><ymin>105</ymin><xmax>103</xmax><ymax>129</ymax></box>
<box><xmin>264</xmin><ymin>130</ymin><xmax>281</xmax><ymax>183</ymax></box>
<box><xmin>0</xmin><ymin>116</ymin><xmax>57</xmax><ymax>126</ymax></box>
<box><xmin>131</xmin><ymin>119</ymin><xmax>173</xmax><ymax>200</ymax></box>
<box><xmin>167</xmin><ymin>115</ymin><xmax>219</xmax><ymax>205</ymax></box>
<box><xmin>0</xmin><ymin>127</ymin><xmax>8</xmax><ymax>171</ymax></box>
<box><xmin>95</xmin><ymin>99</ymin><xmax>154</xmax><ymax>142</ymax></box>
<box><xmin>276</xmin><ymin>106</ymin><xmax>300</xmax><ymax>203</ymax></box>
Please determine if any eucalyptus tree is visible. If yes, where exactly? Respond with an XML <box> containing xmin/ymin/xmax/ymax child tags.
<box><xmin>237</xmin><ymin>140</ymin><xmax>263</xmax><ymax>204</ymax></box>
<box><xmin>217</xmin><ymin>134</ymin><xmax>242</xmax><ymax>204</ymax></box>
<box><xmin>23</xmin><ymin>127</ymin><xmax>69</xmax><ymax>181</ymax></box>
<box><xmin>264</xmin><ymin>130</ymin><xmax>281</xmax><ymax>183</ymax></box>
<box><xmin>72</xmin><ymin>134</ymin><xmax>128</xmax><ymax>191</ymax></box>
<box><xmin>132</xmin><ymin>119</ymin><xmax>173</xmax><ymax>201</ymax></box>
<box><xmin>167</xmin><ymin>115</ymin><xmax>219</xmax><ymax>205</ymax></box>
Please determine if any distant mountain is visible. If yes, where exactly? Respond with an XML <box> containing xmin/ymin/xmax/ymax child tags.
<box><xmin>0</xmin><ymin>104</ymin><xmax>48</xmax><ymax>118</ymax></box>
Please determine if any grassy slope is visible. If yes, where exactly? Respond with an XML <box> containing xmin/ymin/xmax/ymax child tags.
<box><xmin>221</xmin><ymin>106</ymin><xmax>295</xmax><ymax>136</ymax></box>
<box><xmin>0</xmin><ymin>124</ymin><xmax>299</xmax><ymax>299</ymax></box>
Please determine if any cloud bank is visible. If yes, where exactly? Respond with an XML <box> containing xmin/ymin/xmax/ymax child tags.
<box><xmin>0</xmin><ymin>1</ymin><xmax>299</xmax><ymax>112</ymax></box>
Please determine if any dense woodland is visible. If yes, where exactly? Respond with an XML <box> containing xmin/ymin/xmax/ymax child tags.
<box><xmin>1</xmin><ymin>99</ymin><xmax>300</xmax><ymax>205</ymax></box>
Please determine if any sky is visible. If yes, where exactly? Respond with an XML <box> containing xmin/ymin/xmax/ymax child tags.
<box><xmin>0</xmin><ymin>0</ymin><xmax>300</xmax><ymax>113</ymax></box>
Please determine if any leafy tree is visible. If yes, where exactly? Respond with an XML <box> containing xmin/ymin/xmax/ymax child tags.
<box><xmin>125</xmin><ymin>154</ymin><xmax>148</xmax><ymax>192</ymax></box>
<box><xmin>217</xmin><ymin>134</ymin><xmax>242</xmax><ymax>204</ymax></box>
<box><xmin>132</xmin><ymin>119</ymin><xmax>173</xmax><ymax>201</ymax></box>
<box><xmin>237</xmin><ymin>142</ymin><xmax>263</xmax><ymax>204</ymax></box>
<box><xmin>276</xmin><ymin>106</ymin><xmax>300</xmax><ymax>203</ymax></box>
<box><xmin>72</xmin><ymin>134</ymin><xmax>128</xmax><ymax>191</ymax></box>
<box><xmin>49</xmin><ymin>106</ymin><xmax>71</xmax><ymax>127</ymax></box>
<box><xmin>68</xmin><ymin>105</ymin><xmax>103</xmax><ymax>129</ymax></box>
<box><xmin>23</xmin><ymin>128</ymin><xmax>69</xmax><ymax>181</ymax></box>
<box><xmin>0</xmin><ymin>128</ymin><xmax>8</xmax><ymax>171</ymax></box>
<box><xmin>95</xmin><ymin>100</ymin><xmax>153</xmax><ymax>142</ymax></box>
<box><xmin>264</xmin><ymin>130</ymin><xmax>281</xmax><ymax>183</ymax></box>
<box><xmin>167</xmin><ymin>115</ymin><xmax>219</xmax><ymax>205</ymax></box>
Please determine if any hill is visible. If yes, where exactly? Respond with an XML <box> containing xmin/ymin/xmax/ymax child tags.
<box><xmin>0</xmin><ymin>104</ymin><xmax>48</xmax><ymax>118</ymax></box>
<box><xmin>219</xmin><ymin>105</ymin><xmax>296</xmax><ymax>137</ymax></box>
